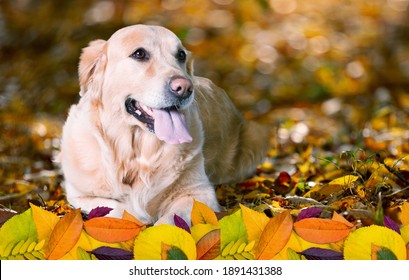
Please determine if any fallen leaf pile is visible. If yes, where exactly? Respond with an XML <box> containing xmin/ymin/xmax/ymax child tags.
<box><xmin>1</xmin><ymin>200</ymin><xmax>408</xmax><ymax>260</ymax></box>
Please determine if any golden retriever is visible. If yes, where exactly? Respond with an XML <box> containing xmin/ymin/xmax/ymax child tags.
<box><xmin>58</xmin><ymin>25</ymin><xmax>269</xmax><ymax>224</ymax></box>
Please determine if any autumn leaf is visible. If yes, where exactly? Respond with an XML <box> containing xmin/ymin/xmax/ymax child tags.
<box><xmin>371</xmin><ymin>244</ymin><xmax>397</xmax><ymax>260</ymax></box>
<box><xmin>0</xmin><ymin>209</ymin><xmax>37</xmax><ymax>258</ymax></box>
<box><xmin>30</xmin><ymin>203</ymin><xmax>59</xmax><ymax>242</ymax></box>
<box><xmin>60</xmin><ymin>230</ymin><xmax>123</xmax><ymax>260</ymax></box>
<box><xmin>196</xmin><ymin>229</ymin><xmax>220</xmax><ymax>260</ymax></box>
<box><xmin>255</xmin><ymin>210</ymin><xmax>293</xmax><ymax>260</ymax></box>
<box><xmin>219</xmin><ymin>209</ymin><xmax>247</xmax><ymax>249</ymax></box>
<box><xmin>401</xmin><ymin>202</ymin><xmax>409</xmax><ymax>226</ymax></box>
<box><xmin>328</xmin><ymin>175</ymin><xmax>359</xmax><ymax>186</ymax></box>
<box><xmin>331</xmin><ymin>211</ymin><xmax>354</xmax><ymax>228</ymax></box>
<box><xmin>161</xmin><ymin>243</ymin><xmax>188</xmax><ymax>260</ymax></box>
<box><xmin>190</xmin><ymin>223</ymin><xmax>219</xmax><ymax>243</ymax></box>
<box><xmin>344</xmin><ymin>225</ymin><xmax>406</xmax><ymax>260</ymax></box>
<box><xmin>297</xmin><ymin>207</ymin><xmax>323</xmax><ymax>221</ymax></box>
<box><xmin>133</xmin><ymin>224</ymin><xmax>196</xmax><ymax>260</ymax></box>
<box><xmin>299</xmin><ymin>247</ymin><xmax>344</xmax><ymax>260</ymax></box>
<box><xmin>294</xmin><ymin>217</ymin><xmax>353</xmax><ymax>244</ymax></box>
<box><xmin>87</xmin><ymin>207</ymin><xmax>113</xmax><ymax>219</ymax></box>
<box><xmin>84</xmin><ymin>217</ymin><xmax>143</xmax><ymax>243</ymax></box>
<box><xmin>91</xmin><ymin>246</ymin><xmax>133</xmax><ymax>260</ymax></box>
<box><xmin>44</xmin><ymin>208</ymin><xmax>83</xmax><ymax>260</ymax></box>
<box><xmin>401</xmin><ymin>225</ymin><xmax>409</xmax><ymax>245</ymax></box>
<box><xmin>240</xmin><ymin>204</ymin><xmax>269</xmax><ymax>243</ymax></box>
<box><xmin>384</xmin><ymin>216</ymin><xmax>400</xmax><ymax>234</ymax></box>
<box><xmin>273</xmin><ymin>231</ymin><xmax>338</xmax><ymax>260</ymax></box>
<box><xmin>191</xmin><ymin>200</ymin><xmax>218</xmax><ymax>226</ymax></box>
<box><xmin>174</xmin><ymin>214</ymin><xmax>191</xmax><ymax>233</ymax></box>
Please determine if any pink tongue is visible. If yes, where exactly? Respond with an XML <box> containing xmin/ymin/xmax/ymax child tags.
<box><xmin>152</xmin><ymin>109</ymin><xmax>192</xmax><ymax>144</ymax></box>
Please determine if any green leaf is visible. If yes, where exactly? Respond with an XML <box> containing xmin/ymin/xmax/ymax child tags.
<box><xmin>77</xmin><ymin>247</ymin><xmax>92</xmax><ymax>260</ymax></box>
<box><xmin>0</xmin><ymin>209</ymin><xmax>37</xmax><ymax>257</ymax></box>
<box><xmin>161</xmin><ymin>243</ymin><xmax>188</xmax><ymax>260</ymax></box>
<box><xmin>219</xmin><ymin>209</ymin><xmax>247</xmax><ymax>249</ymax></box>
<box><xmin>375</xmin><ymin>246</ymin><xmax>398</xmax><ymax>260</ymax></box>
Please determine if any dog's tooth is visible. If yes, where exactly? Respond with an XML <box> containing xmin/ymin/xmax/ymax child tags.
<box><xmin>136</xmin><ymin>109</ymin><xmax>142</xmax><ymax>115</ymax></box>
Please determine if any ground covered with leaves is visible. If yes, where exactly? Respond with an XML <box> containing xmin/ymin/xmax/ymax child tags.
<box><xmin>1</xmin><ymin>94</ymin><xmax>409</xmax><ymax>260</ymax></box>
<box><xmin>1</xmin><ymin>0</ymin><xmax>409</xmax><ymax>260</ymax></box>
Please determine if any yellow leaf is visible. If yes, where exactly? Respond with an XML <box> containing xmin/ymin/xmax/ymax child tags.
<box><xmin>294</xmin><ymin>218</ymin><xmax>353</xmax><ymax>244</ymax></box>
<box><xmin>240</xmin><ymin>204</ymin><xmax>269</xmax><ymax>243</ymax></box>
<box><xmin>134</xmin><ymin>224</ymin><xmax>196</xmax><ymax>260</ymax></box>
<box><xmin>401</xmin><ymin>202</ymin><xmax>409</xmax><ymax>226</ymax></box>
<box><xmin>273</xmin><ymin>231</ymin><xmax>335</xmax><ymax>260</ymax></box>
<box><xmin>30</xmin><ymin>203</ymin><xmax>60</xmax><ymax>242</ymax></box>
<box><xmin>44</xmin><ymin>209</ymin><xmax>83</xmax><ymax>260</ymax></box>
<box><xmin>401</xmin><ymin>225</ymin><xmax>409</xmax><ymax>244</ymax></box>
<box><xmin>190</xmin><ymin>223</ymin><xmax>219</xmax><ymax>243</ymax></box>
<box><xmin>328</xmin><ymin>175</ymin><xmax>359</xmax><ymax>186</ymax></box>
<box><xmin>255</xmin><ymin>210</ymin><xmax>293</xmax><ymax>260</ymax></box>
<box><xmin>191</xmin><ymin>200</ymin><xmax>218</xmax><ymax>226</ymax></box>
<box><xmin>60</xmin><ymin>230</ymin><xmax>123</xmax><ymax>260</ymax></box>
<box><xmin>344</xmin><ymin>225</ymin><xmax>406</xmax><ymax>260</ymax></box>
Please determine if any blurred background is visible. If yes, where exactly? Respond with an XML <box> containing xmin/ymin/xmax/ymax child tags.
<box><xmin>1</xmin><ymin>0</ymin><xmax>409</xmax><ymax>212</ymax></box>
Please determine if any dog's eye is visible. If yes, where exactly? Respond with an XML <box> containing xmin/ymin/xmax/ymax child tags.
<box><xmin>131</xmin><ymin>48</ymin><xmax>149</xmax><ymax>61</ymax></box>
<box><xmin>177</xmin><ymin>49</ymin><xmax>187</xmax><ymax>63</ymax></box>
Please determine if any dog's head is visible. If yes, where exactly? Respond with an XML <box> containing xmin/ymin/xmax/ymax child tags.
<box><xmin>78</xmin><ymin>25</ymin><xmax>195</xmax><ymax>144</ymax></box>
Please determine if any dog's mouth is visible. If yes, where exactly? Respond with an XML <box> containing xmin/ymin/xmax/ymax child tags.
<box><xmin>125</xmin><ymin>97</ymin><xmax>192</xmax><ymax>145</ymax></box>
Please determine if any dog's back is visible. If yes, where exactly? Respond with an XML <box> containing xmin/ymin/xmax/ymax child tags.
<box><xmin>194</xmin><ymin>77</ymin><xmax>270</xmax><ymax>185</ymax></box>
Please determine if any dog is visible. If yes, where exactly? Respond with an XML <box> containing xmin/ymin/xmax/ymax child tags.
<box><xmin>58</xmin><ymin>25</ymin><xmax>269</xmax><ymax>225</ymax></box>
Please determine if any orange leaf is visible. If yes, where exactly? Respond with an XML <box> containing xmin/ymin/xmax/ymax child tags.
<box><xmin>191</xmin><ymin>200</ymin><xmax>218</xmax><ymax>226</ymax></box>
<box><xmin>332</xmin><ymin>211</ymin><xmax>354</xmax><ymax>228</ymax></box>
<box><xmin>401</xmin><ymin>202</ymin><xmax>409</xmax><ymax>226</ymax></box>
<box><xmin>255</xmin><ymin>210</ymin><xmax>293</xmax><ymax>260</ymax></box>
<box><xmin>371</xmin><ymin>244</ymin><xmax>382</xmax><ymax>260</ymax></box>
<box><xmin>161</xmin><ymin>243</ymin><xmax>170</xmax><ymax>260</ymax></box>
<box><xmin>84</xmin><ymin>217</ymin><xmax>143</xmax><ymax>242</ymax></box>
<box><xmin>44</xmin><ymin>209</ymin><xmax>83</xmax><ymax>260</ymax></box>
<box><xmin>294</xmin><ymin>218</ymin><xmax>353</xmax><ymax>244</ymax></box>
<box><xmin>122</xmin><ymin>210</ymin><xmax>145</xmax><ymax>227</ymax></box>
<box><xmin>196</xmin><ymin>229</ymin><xmax>221</xmax><ymax>260</ymax></box>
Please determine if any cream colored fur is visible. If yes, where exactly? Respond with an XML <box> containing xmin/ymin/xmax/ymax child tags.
<box><xmin>58</xmin><ymin>25</ymin><xmax>269</xmax><ymax>224</ymax></box>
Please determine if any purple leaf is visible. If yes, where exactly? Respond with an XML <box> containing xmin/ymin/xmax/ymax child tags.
<box><xmin>297</xmin><ymin>207</ymin><xmax>323</xmax><ymax>221</ymax></box>
<box><xmin>300</xmin><ymin>247</ymin><xmax>344</xmax><ymax>260</ymax></box>
<box><xmin>91</xmin><ymin>246</ymin><xmax>133</xmax><ymax>260</ymax></box>
<box><xmin>87</xmin><ymin>206</ymin><xmax>113</xmax><ymax>220</ymax></box>
<box><xmin>174</xmin><ymin>214</ymin><xmax>191</xmax><ymax>233</ymax></box>
<box><xmin>384</xmin><ymin>216</ymin><xmax>400</xmax><ymax>234</ymax></box>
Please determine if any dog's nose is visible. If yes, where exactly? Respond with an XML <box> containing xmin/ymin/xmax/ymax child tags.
<box><xmin>168</xmin><ymin>76</ymin><xmax>193</xmax><ymax>99</ymax></box>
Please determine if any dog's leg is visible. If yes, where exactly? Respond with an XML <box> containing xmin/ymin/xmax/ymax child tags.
<box><xmin>154</xmin><ymin>183</ymin><xmax>220</xmax><ymax>225</ymax></box>
<box><xmin>64</xmin><ymin>182</ymin><xmax>128</xmax><ymax>218</ymax></box>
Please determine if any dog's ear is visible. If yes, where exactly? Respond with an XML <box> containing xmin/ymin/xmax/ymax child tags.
<box><xmin>186</xmin><ymin>51</ymin><xmax>194</xmax><ymax>77</ymax></box>
<box><xmin>78</xmin><ymin>39</ymin><xmax>107</xmax><ymax>97</ymax></box>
